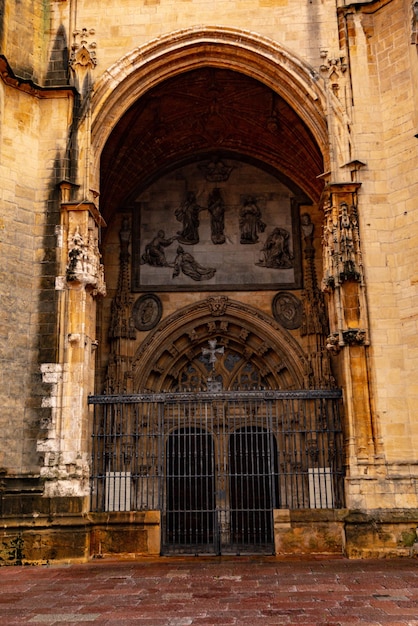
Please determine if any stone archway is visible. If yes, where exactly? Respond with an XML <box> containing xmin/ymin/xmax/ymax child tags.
<box><xmin>131</xmin><ymin>296</ymin><xmax>311</xmax><ymax>392</ymax></box>
<box><xmin>89</xmin><ymin>26</ymin><xmax>333</xmax><ymax>213</ymax></box>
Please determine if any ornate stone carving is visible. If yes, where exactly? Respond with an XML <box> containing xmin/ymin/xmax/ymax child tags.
<box><xmin>105</xmin><ymin>217</ymin><xmax>136</xmax><ymax>393</ymax></box>
<box><xmin>319</xmin><ymin>50</ymin><xmax>353</xmax><ymax>171</ymax></box>
<box><xmin>239</xmin><ymin>196</ymin><xmax>266</xmax><ymax>244</ymax></box>
<box><xmin>108</xmin><ymin>218</ymin><xmax>135</xmax><ymax>340</ymax></box>
<box><xmin>272</xmin><ymin>292</ymin><xmax>302</xmax><ymax>330</ymax></box>
<box><xmin>202</xmin><ymin>339</ymin><xmax>225</xmax><ymax>373</ymax></box>
<box><xmin>322</xmin><ymin>200</ymin><xmax>362</xmax><ymax>289</ymax></box>
<box><xmin>172</xmin><ymin>246</ymin><xmax>216</xmax><ymax>281</ymax></box>
<box><xmin>132</xmin><ymin>294</ymin><xmax>162</xmax><ymax>331</ymax></box>
<box><xmin>257</xmin><ymin>227</ymin><xmax>293</xmax><ymax>269</ymax></box>
<box><xmin>208</xmin><ymin>188</ymin><xmax>226</xmax><ymax>244</ymax></box>
<box><xmin>326</xmin><ymin>329</ymin><xmax>367</xmax><ymax>354</ymax></box>
<box><xmin>70</xmin><ymin>28</ymin><xmax>97</xmax><ymax>71</ymax></box>
<box><xmin>66</xmin><ymin>227</ymin><xmax>106</xmax><ymax>296</ymax></box>
<box><xmin>132</xmin><ymin>297</ymin><xmax>311</xmax><ymax>391</ymax></box>
<box><xmin>321</xmin><ymin>184</ymin><xmax>370</xmax><ymax>352</ymax></box>
<box><xmin>140</xmin><ymin>230</ymin><xmax>177</xmax><ymax>267</ymax></box>
<box><xmin>206</xmin><ymin>295</ymin><xmax>229</xmax><ymax>316</ymax></box>
<box><xmin>199</xmin><ymin>156</ymin><xmax>233</xmax><ymax>182</ymax></box>
<box><xmin>319</xmin><ymin>51</ymin><xmax>347</xmax><ymax>97</ymax></box>
<box><xmin>175</xmin><ymin>191</ymin><xmax>204</xmax><ymax>245</ymax></box>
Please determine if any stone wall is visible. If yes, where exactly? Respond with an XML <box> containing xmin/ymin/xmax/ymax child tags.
<box><xmin>0</xmin><ymin>79</ymin><xmax>73</xmax><ymax>476</ymax></box>
<box><xmin>345</xmin><ymin>0</ymin><xmax>418</xmax><ymax>468</ymax></box>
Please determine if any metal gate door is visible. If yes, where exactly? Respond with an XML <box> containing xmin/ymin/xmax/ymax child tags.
<box><xmin>89</xmin><ymin>389</ymin><xmax>344</xmax><ymax>556</ymax></box>
<box><xmin>165</xmin><ymin>427</ymin><xmax>215</xmax><ymax>549</ymax></box>
<box><xmin>229</xmin><ymin>427</ymin><xmax>278</xmax><ymax>552</ymax></box>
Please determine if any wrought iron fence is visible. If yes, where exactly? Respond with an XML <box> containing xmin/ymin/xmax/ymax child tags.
<box><xmin>89</xmin><ymin>389</ymin><xmax>344</xmax><ymax>553</ymax></box>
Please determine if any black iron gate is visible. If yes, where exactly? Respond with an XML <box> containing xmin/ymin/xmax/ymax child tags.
<box><xmin>89</xmin><ymin>389</ymin><xmax>344</xmax><ymax>555</ymax></box>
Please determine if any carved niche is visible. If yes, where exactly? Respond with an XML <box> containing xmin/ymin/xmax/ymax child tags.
<box><xmin>321</xmin><ymin>185</ymin><xmax>369</xmax><ymax>352</ymax></box>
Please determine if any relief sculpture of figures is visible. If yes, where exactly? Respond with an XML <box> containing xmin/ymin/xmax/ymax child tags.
<box><xmin>208</xmin><ymin>187</ymin><xmax>226</xmax><ymax>244</ymax></box>
<box><xmin>175</xmin><ymin>191</ymin><xmax>205</xmax><ymax>245</ymax></box>
<box><xmin>239</xmin><ymin>196</ymin><xmax>266</xmax><ymax>244</ymax></box>
<box><xmin>140</xmin><ymin>230</ymin><xmax>177</xmax><ymax>267</ymax></box>
<box><xmin>172</xmin><ymin>246</ymin><xmax>216</xmax><ymax>282</ymax></box>
<box><xmin>257</xmin><ymin>227</ymin><xmax>293</xmax><ymax>269</ymax></box>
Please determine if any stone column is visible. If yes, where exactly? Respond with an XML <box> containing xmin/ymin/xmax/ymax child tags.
<box><xmin>37</xmin><ymin>190</ymin><xmax>106</xmax><ymax>499</ymax></box>
<box><xmin>321</xmin><ymin>183</ymin><xmax>382</xmax><ymax>476</ymax></box>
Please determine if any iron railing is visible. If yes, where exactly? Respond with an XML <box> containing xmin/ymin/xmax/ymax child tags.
<box><xmin>89</xmin><ymin>389</ymin><xmax>344</xmax><ymax>554</ymax></box>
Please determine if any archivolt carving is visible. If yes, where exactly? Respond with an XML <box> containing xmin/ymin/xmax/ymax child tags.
<box><xmin>131</xmin><ymin>297</ymin><xmax>311</xmax><ymax>392</ymax></box>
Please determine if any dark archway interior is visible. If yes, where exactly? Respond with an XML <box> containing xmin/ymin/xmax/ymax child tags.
<box><xmin>99</xmin><ymin>67</ymin><xmax>324</xmax><ymax>223</ymax></box>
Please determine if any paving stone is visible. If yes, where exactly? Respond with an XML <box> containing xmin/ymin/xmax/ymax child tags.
<box><xmin>1</xmin><ymin>558</ymin><xmax>418</xmax><ymax>624</ymax></box>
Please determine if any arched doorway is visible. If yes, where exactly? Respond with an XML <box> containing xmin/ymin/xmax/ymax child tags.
<box><xmin>89</xmin><ymin>32</ymin><xmax>345</xmax><ymax>556</ymax></box>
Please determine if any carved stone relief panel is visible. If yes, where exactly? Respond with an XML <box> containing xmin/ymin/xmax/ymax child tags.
<box><xmin>132</xmin><ymin>294</ymin><xmax>162</xmax><ymax>331</ymax></box>
<box><xmin>132</xmin><ymin>158</ymin><xmax>302</xmax><ymax>291</ymax></box>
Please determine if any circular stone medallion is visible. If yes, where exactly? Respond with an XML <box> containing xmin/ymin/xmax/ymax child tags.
<box><xmin>133</xmin><ymin>294</ymin><xmax>162</xmax><ymax>331</ymax></box>
<box><xmin>272</xmin><ymin>292</ymin><xmax>302</xmax><ymax>330</ymax></box>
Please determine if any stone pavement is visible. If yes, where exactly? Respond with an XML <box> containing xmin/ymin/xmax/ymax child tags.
<box><xmin>0</xmin><ymin>557</ymin><xmax>418</xmax><ymax>625</ymax></box>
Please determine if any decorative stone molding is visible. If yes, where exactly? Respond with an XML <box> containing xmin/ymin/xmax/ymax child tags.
<box><xmin>322</xmin><ymin>194</ymin><xmax>363</xmax><ymax>290</ymax></box>
<box><xmin>61</xmin><ymin>201</ymin><xmax>106</xmax><ymax>297</ymax></box>
<box><xmin>319</xmin><ymin>49</ymin><xmax>353</xmax><ymax>175</ymax></box>
<box><xmin>70</xmin><ymin>28</ymin><xmax>97</xmax><ymax>71</ymax></box>
<box><xmin>206</xmin><ymin>295</ymin><xmax>229</xmax><ymax>317</ymax></box>
<box><xmin>326</xmin><ymin>329</ymin><xmax>367</xmax><ymax>354</ymax></box>
<box><xmin>66</xmin><ymin>227</ymin><xmax>106</xmax><ymax>296</ymax></box>
<box><xmin>321</xmin><ymin>183</ymin><xmax>370</xmax><ymax>351</ymax></box>
<box><xmin>131</xmin><ymin>297</ymin><xmax>313</xmax><ymax>392</ymax></box>
<box><xmin>319</xmin><ymin>51</ymin><xmax>348</xmax><ymax>96</ymax></box>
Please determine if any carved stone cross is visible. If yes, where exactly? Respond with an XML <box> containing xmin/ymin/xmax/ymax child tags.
<box><xmin>202</xmin><ymin>339</ymin><xmax>224</xmax><ymax>371</ymax></box>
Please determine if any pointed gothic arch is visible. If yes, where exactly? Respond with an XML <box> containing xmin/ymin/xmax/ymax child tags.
<box><xmin>89</xmin><ymin>27</ymin><xmax>331</xmax><ymax>198</ymax></box>
<box><xmin>131</xmin><ymin>296</ymin><xmax>311</xmax><ymax>392</ymax></box>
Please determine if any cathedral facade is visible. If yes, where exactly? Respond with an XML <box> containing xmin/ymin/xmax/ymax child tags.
<box><xmin>1</xmin><ymin>0</ymin><xmax>418</xmax><ymax>562</ymax></box>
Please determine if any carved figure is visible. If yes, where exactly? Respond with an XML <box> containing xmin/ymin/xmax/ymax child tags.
<box><xmin>339</xmin><ymin>203</ymin><xmax>357</xmax><ymax>277</ymax></box>
<box><xmin>208</xmin><ymin>187</ymin><xmax>226</xmax><ymax>244</ymax></box>
<box><xmin>257</xmin><ymin>227</ymin><xmax>293</xmax><ymax>269</ymax></box>
<box><xmin>175</xmin><ymin>192</ymin><xmax>205</xmax><ymax>245</ymax></box>
<box><xmin>119</xmin><ymin>217</ymin><xmax>131</xmax><ymax>257</ymax></box>
<box><xmin>172</xmin><ymin>246</ymin><xmax>216</xmax><ymax>281</ymax></box>
<box><xmin>239</xmin><ymin>196</ymin><xmax>265</xmax><ymax>244</ymax></box>
<box><xmin>141</xmin><ymin>230</ymin><xmax>177</xmax><ymax>267</ymax></box>
<box><xmin>301</xmin><ymin>213</ymin><xmax>314</xmax><ymax>240</ymax></box>
<box><xmin>199</xmin><ymin>156</ymin><xmax>233</xmax><ymax>182</ymax></box>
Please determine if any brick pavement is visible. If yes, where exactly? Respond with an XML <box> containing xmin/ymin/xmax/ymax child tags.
<box><xmin>0</xmin><ymin>557</ymin><xmax>418</xmax><ymax>625</ymax></box>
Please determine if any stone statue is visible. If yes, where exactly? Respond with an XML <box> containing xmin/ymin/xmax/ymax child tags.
<box><xmin>301</xmin><ymin>213</ymin><xmax>314</xmax><ymax>240</ymax></box>
<box><xmin>208</xmin><ymin>187</ymin><xmax>226</xmax><ymax>244</ymax></box>
<box><xmin>175</xmin><ymin>191</ymin><xmax>205</xmax><ymax>245</ymax></box>
<box><xmin>239</xmin><ymin>196</ymin><xmax>266</xmax><ymax>244</ymax></box>
<box><xmin>141</xmin><ymin>230</ymin><xmax>177</xmax><ymax>267</ymax></box>
<box><xmin>257</xmin><ymin>227</ymin><xmax>293</xmax><ymax>269</ymax></box>
<box><xmin>172</xmin><ymin>246</ymin><xmax>216</xmax><ymax>281</ymax></box>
